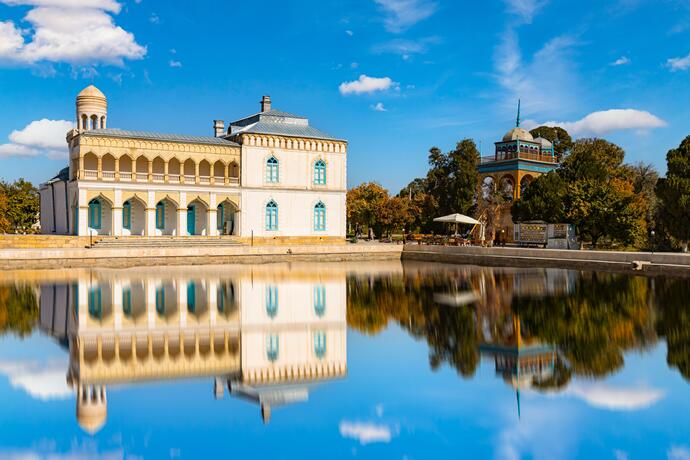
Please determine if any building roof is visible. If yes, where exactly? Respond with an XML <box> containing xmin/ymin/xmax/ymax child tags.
<box><xmin>81</xmin><ymin>128</ymin><xmax>240</xmax><ymax>147</ymax></box>
<box><xmin>534</xmin><ymin>136</ymin><xmax>553</xmax><ymax>148</ymax></box>
<box><xmin>78</xmin><ymin>85</ymin><xmax>106</xmax><ymax>99</ymax></box>
<box><xmin>502</xmin><ymin>127</ymin><xmax>534</xmax><ymax>142</ymax></box>
<box><xmin>228</xmin><ymin>108</ymin><xmax>343</xmax><ymax>141</ymax></box>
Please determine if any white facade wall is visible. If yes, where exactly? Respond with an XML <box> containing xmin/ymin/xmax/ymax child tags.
<box><xmin>40</xmin><ymin>181</ymin><xmax>69</xmax><ymax>234</ymax></box>
<box><xmin>239</xmin><ymin>143</ymin><xmax>346</xmax><ymax>238</ymax></box>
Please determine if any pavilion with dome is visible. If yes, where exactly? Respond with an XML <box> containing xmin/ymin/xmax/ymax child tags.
<box><xmin>477</xmin><ymin>101</ymin><xmax>558</xmax><ymax>201</ymax></box>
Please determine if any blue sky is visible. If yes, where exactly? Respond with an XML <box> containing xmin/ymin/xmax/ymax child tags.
<box><xmin>1</xmin><ymin>0</ymin><xmax>690</xmax><ymax>192</ymax></box>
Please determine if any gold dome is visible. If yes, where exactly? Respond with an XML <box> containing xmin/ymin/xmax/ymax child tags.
<box><xmin>503</xmin><ymin>127</ymin><xmax>534</xmax><ymax>142</ymax></box>
<box><xmin>77</xmin><ymin>85</ymin><xmax>106</xmax><ymax>100</ymax></box>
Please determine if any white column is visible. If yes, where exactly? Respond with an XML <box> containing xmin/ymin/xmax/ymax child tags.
<box><xmin>146</xmin><ymin>281</ymin><xmax>155</xmax><ymax>327</ymax></box>
<box><xmin>178</xmin><ymin>192</ymin><xmax>187</xmax><ymax>236</ymax></box>
<box><xmin>146</xmin><ymin>191</ymin><xmax>156</xmax><ymax>236</ymax></box>
<box><xmin>112</xmin><ymin>190</ymin><xmax>123</xmax><ymax>236</ymax></box>
<box><xmin>208</xmin><ymin>193</ymin><xmax>218</xmax><ymax>236</ymax></box>
<box><xmin>209</xmin><ymin>280</ymin><xmax>217</xmax><ymax>325</ymax></box>
<box><xmin>78</xmin><ymin>206</ymin><xmax>88</xmax><ymax>236</ymax></box>
<box><xmin>178</xmin><ymin>279</ymin><xmax>187</xmax><ymax>327</ymax></box>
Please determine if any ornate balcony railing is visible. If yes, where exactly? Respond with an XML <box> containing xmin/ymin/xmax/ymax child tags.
<box><xmin>168</xmin><ymin>174</ymin><xmax>180</xmax><ymax>182</ymax></box>
<box><xmin>120</xmin><ymin>172</ymin><xmax>132</xmax><ymax>181</ymax></box>
<box><xmin>184</xmin><ymin>174</ymin><xmax>195</xmax><ymax>183</ymax></box>
<box><xmin>78</xmin><ymin>170</ymin><xmax>242</xmax><ymax>186</ymax></box>
<box><xmin>199</xmin><ymin>176</ymin><xmax>211</xmax><ymax>184</ymax></box>
<box><xmin>136</xmin><ymin>173</ymin><xmax>148</xmax><ymax>181</ymax></box>
<box><xmin>152</xmin><ymin>173</ymin><xmax>165</xmax><ymax>182</ymax></box>
<box><xmin>84</xmin><ymin>170</ymin><xmax>98</xmax><ymax>179</ymax></box>
<box><xmin>480</xmin><ymin>152</ymin><xmax>558</xmax><ymax>164</ymax></box>
<box><xmin>102</xmin><ymin>171</ymin><xmax>115</xmax><ymax>180</ymax></box>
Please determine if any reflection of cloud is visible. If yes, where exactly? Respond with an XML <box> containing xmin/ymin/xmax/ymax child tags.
<box><xmin>0</xmin><ymin>359</ymin><xmax>72</xmax><ymax>400</ymax></box>
<box><xmin>614</xmin><ymin>449</ymin><xmax>629</xmax><ymax>460</ymax></box>
<box><xmin>669</xmin><ymin>446</ymin><xmax>690</xmax><ymax>460</ymax></box>
<box><xmin>339</xmin><ymin>421</ymin><xmax>392</xmax><ymax>445</ymax></box>
<box><xmin>565</xmin><ymin>383</ymin><xmax>664</xmax><ymax>411</ymax></box>
<box><xmin>0</xmin><ymin>449</ymin><xmax>123</xmax><ymax>460</ymax></box>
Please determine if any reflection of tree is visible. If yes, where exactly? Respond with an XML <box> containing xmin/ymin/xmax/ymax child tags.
<box><xmin>655</xmin><ymin>278</ymin><xmax>690</xmax><ymax>381</ymax></box>
<box><xmin>347</xmin><ymin>272</ymin><xmax>479</xmax><ymax>377</ymax></box>
<box><xmin>515</xmin><ymin>272</ymin><xmax>655</xmax><ymax>377</ymax></box>
<box><xmin>0</xmin><ymin>284</ymin><xmax>38</xmax><ymax>336</ymax></box>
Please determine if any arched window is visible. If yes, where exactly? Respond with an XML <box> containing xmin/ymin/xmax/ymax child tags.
<box><xmin>314</xmin><ymin>201</ymin><xmax>326</xmax><ymax>231</ymax></box>
<box><xmin>266</xmin><ymin>285</ymin><xmax>278</xmax><ymax>318</ymax></box>
<box><xmin>217</xmin><ymin>281</ymin><xmax>235</xmax><ymax>313</ymax></box>
<box><xmin>265</xmin><ymin>200</ymin><xmax>278</xmax><ymax>231</ymax></box>
<box><xmin>314</xmin><ymin>331</ymin><xmax>326</xmax><ymax>359</ymax></box>
<box><xmin>122</xmin><ymin>201</ymin><xmax>131</xmax><ymax>230</ymax></box>
<box><xmin>122</xmin><ymin>287</ymin><xmax>132</xmax><ymax>316</ymax></box>
<box><xmin>88</xmin><ymin>198</ymin><xmax>101</xmax><ymax>229</ymax></box>
<box><xmin>187</xmin><ymin>282</ymin><xmax>196</xmax><ymax>313</ymax></box>
<box><xmin>266</xmin><ymin>156</ymin><xmax>279</xmax><ymax>183</ymax></box>
<box><xmin>88</xmin><ymin>286</ymin><xmax>102</xmax><ymax>319</ymax></box>
<box><xmin>155</xmin><ymin>201</ymin><xmax>165</xmax><ymax>230</ymax></box>
<box><xmin>267</xmin><ymin>334</ymin><xmax>279</xmax><ymax>362</ymax></box>
<box><xmin>314</xmin><ymin>159</ymin><xmax>326</xmax><ymax>185</ymax></box>
<box><xmin>314</xmin><ymin>284</ymin><xmax>326</xmax><ymax>317</ymax></box>
<box><xmin>155</xmin><ymin>285</ymin><xmax>165</xmax><ymax>315</ymax></box>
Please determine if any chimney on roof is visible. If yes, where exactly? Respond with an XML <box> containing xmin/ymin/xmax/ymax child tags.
<box><xmin>260</xmin><ymin>95</ymin><xmax>271</xmax><ymax>112</ymax></box>
<box><xmin>213</xmin><ymin>120</ymin><xmax>225</xmax><ymax>137</ymax></box>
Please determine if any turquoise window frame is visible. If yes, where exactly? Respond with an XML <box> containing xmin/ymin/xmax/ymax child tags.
<box><xmin>155</xmin><ymin>286</ymin><xmax>165</xmax><ymax>315</ymax></box>
<box><xmin>266</xmin><ymin>156</ymin><xmax>279</xmax><ymax>183</ymax></box>
<box><xmin>314</xmin><ymin>331</ymin><xmax>326</xmax><ymax>359</ymax></box>
<box><xmin>314</xmin><ymin>202</ymin><xmax>326</xmax><ymax>231</ymax></box>
<box><xmin>88</xmin><ymin>199</ymin><xmax>101</xmax><ymax>229</ymax></box>
<box><xmin>266</xmin><ymin>285</ymin><xmax>278</xmax><ymax>318</ymax></box>
<box><xmin>187</xmin><ymin>282</ymin><xmax>196</xmax><ymax>313</ymax></box>
<box><xmin>122</xmin><ymin>201</ymin><xmax>131</xmax><ymax>230</ymax></box>
<box><xmin>217</xmin><ymin>283</ymin><xmax>226</xmax><ymax>313</ymax></box>
<box><xmin>122</xmin><ymin>287</ymin><xmax>132</xmax><ymax>316</ymax></box>
<box><xmin>217</xmin><ymin>204</ymin><xmax>224</xmax><ymax>231</ymax></box>
<box><xmin>155</xmin><ymin>201</ymin><xmax>165</xmax><ymax>230</ymax></box>
<box><xmin>314</xmin><ymin>160</ymin><xmax>326</xmax><ymax>185</ymax></box>
<box><xmin>88</xmin><ymin>286</ymin><xmax>102</xmax><ymax>319</ymax></box>
<box><xmin>314</xmin><ymin>284</ymin><xmax>326</xmax><ymax>317</ymax></box>
<box><xmin>265</xmin><ymin>200</ymin><xmax>278</xmax><ymax>231</ymax></box>
<box><xmin>267</xmin><ymin>334</ymin><xmax>279</xmax><ymax>362</ymax></box>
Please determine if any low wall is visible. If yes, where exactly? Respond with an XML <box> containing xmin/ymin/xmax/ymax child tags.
<box><xmin>402</xmin><ymin>245</ymin><xmax>690</xmax><ymax>277</ymax></box>
<box><xmin>0</xmin><ymin>243</ymin><xmax>403</xmax><ymax>269</ymax></box>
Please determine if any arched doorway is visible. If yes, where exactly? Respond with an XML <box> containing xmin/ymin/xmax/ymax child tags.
<box><xmin>187</xmin><ymin>199</ymin><xmax>208</xmax><ymax>236</ymax></box>
<box><xmin>499</xmin><ymin>175</ymin><xmax>515</xmax><ymax>202</ymax></box>
<box><xmin>217</xmin><ymin>200</ymin><xmax>238</xmax><ymax>235</ymax></box>
<box><xmin>155</xmin><ymin>197</ymin><xmax>178</xmax><ymax>236</ymax></box>
<box><xmin>519</xmin><ymin>175</ymin><xmax>534</xmax><ymax>198</ymax></box>
<box><xmin>88</xmin><ymin>196</ymin><xmax>112</xmax><ymax>235</ymax></box>
<box><xmin>122</xmin><ymin>197</ymin><xmax>146</xmax><ymax>236</ymax></box>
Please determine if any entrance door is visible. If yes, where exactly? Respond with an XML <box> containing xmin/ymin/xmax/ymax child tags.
<box><xmin>187</xmin><ymin>205</ymin><xmax>195</xmax><ymax>235</ymax></box>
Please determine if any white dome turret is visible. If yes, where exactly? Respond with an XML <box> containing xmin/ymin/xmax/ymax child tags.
<box><xmin>76</xmin><ymin>85</ymin><xmax>107</xmax><ymax>131</ymax></box>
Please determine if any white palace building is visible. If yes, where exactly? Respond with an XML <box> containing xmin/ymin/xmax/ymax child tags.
<box><xmin>39</xmin><ymin>86</ymin><xmax>347</xmax><ymax>243</ymax></box>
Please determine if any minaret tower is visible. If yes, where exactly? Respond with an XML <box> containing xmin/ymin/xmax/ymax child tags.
<box><xmin>76</xmin><ymin>85</ymin><xmax>107</xmax><ymax>131</ymax></box>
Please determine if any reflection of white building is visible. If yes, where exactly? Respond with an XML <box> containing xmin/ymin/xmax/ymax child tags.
<box><xmin>39</xmin><ymin>265</ymin><xmax>347</xmax><ymax>433</ymax></box>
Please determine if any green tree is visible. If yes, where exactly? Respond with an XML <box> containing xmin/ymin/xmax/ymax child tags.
<box><xmin>346</xmin><ymin>182</ymin><xmax>389</xmax><ymax>236</ymax></box>
<box><xmin>655</xmin><ymin>278</ymin><xmax>690</xmax><ymax>381</ymax></box>
<box><xmin>399</xmin><ymin>139</ymin><xmax>480</xmax><ymax>232</ymax></box>
<box><xmin>1</xmin><ymin>179</ymin><xmax>39</xmax><ymax>233</ymax></box>
<box><xmin>529</xmin><ymin>126</ymin><xmax>573</xmax><ymax>160</ymax></box>
<box><xmin>511</xmin><ymin>171</ymin><xmax>566</xmax><ymax>222</ymax></box>
<box><xmin>0</xmin><ymin>284</ymin><xmax>39</xmax><ymax>337</ymax></box>
<box><xmin>656</xmin><ymin>136</ymin><xmax>690</xmax><ymax>252</ymax></box>
<box><xmin>0</xmin><ymin>188</ymin><xmax>10</xmax><ymax>233</ymax></box>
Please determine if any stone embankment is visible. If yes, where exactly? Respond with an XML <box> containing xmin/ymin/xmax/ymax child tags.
<box><xmin>402</xmin><ymin>245</ymin><xmax>690</xmax><ymax>276</ymax></box>
<box><xmin>0</xmin><ymin>242</ymin><xmax>403</xmax><ymax>269</ymax></box>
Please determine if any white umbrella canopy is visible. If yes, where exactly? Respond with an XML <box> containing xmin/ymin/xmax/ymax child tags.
<box><xmin>433</xmin><ymin>213</ymin><xmax>480</xmax><ymax>225</ymax></box>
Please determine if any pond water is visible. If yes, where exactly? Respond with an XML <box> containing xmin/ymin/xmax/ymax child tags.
<box><xmin>0</xmin><ymin>261</ymin><xmax>689</xmax><ymax>459</ymax></box>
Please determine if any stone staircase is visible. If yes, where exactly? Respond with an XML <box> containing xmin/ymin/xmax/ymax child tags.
<box><xmin>91</xmin><ymin>236</ymin><xmax>244</xmax><ymax>249</ymax></box>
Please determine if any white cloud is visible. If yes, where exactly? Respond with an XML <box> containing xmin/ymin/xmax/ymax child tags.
<box><xmin>169</xmin><ymin>60</ymin><xmax>182</xmax><ymax>68</ymax></box>
<box><xmin>614</xmin><ymin>449</ymin><xmax>629</xmax><ymax>460</ymax></box>
<box><xmin>612</xmin><ymin>56</ymin><xmax>630</xmax><ymax>66</ymax></box>
<box><xmin>345</xmin><ymin>29</ymin><xmax>353</xmax><ymax>36</ymax></box>
<box><xmin>375</xmin><ymin>404</ymin><xmax>384</xmax><ymax>417</ymax></box>
<box><xmin>494</xmin><ymin>31</ymin><xmax>581</xmax><ymax>115</ymax></box>
<box><xmin>564</xmin><ymin>383</ymin><xmax>664</xmax><ymax>411</ymax></box>
<box><xmin>339</xmin><ymin>421</ymin><xmax>392</xmax><ymax>445</ymax></box>
<box><xmin>371</xmin><ymin>102</ymin><xmax>387</xmax><ymax>112</ymax></box>
<box><xmin>373</xmin><ymin>36</ymin><xmax>440</xmax><ymax>58</ymax></box>
<box><xmin>667</xmin><ymin>53</ymin><xmax>690</xmax><ymax>71</ymax></box>
<box><xmin>350</xmin><ymin>62</ymin><xmax>359</xmax><ymax>69</ymax></box>
<box><xmin>0</xmin><ymin>118</ymin><xmax>73</xmax><ymax>158</ymax></box>
<box><xmin>0</xmin><ymin>0</ymin><xmax>146</xmax><ymax>67</ymax></box>
<box><xmin>669</xmin><ymin>446</ymin><xmax>690</xmax><ymax>460</ymax></box>
<box><xmin>149</xmin><ymin>12</ymin><xmax>160</xmax><ymax>24</ymax></box>
<box><xmin>339</xmin><ymin>74</ymin><xmax>397</xmax><ymax>95</ymax></box>
<box><xmin>0</xmin><ymin>359</ymin><xmax>72</xmax><ymax>400</ymax></box>
<box><xmin>540</xmin><ymin>109</ymin><xmax>666</xmax><ymax>136</ymax></box>
<box><xmin>504</xmin><ymin>0</ymin><xmax>549</xmax><ymax>23</ymax></box>
<box><xmin>374</xmin><ymin>0</ymin><xmax>437</xmax><ymax>33</ymax></box>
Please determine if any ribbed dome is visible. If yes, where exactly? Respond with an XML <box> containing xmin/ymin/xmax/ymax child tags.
<box><xmin>77</xmin><ymin>404</ymin><xmax>107</xmax><ymax>434</ymax></box>
<box><xmin>77</xmin><ymin>85</ymin><xmax>106</xmax><ymax>99</ymax></box>
<box><xmin>503</xmin><ymin>127</ymin><xmax>534</xmax><ymax>142</ymax></box>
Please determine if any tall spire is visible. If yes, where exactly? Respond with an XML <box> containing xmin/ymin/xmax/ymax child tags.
<box><xmin>516</xmin><ymin>99</ymin><xmax>521</xmax><ymax>128</ymax></box>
